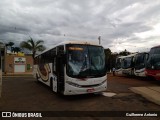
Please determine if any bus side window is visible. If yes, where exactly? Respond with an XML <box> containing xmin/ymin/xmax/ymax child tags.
<box><xmin>57</xmin><ymin>45</ymin><xmax>66</xmax><ymax>64</ymax></box>
<box><xmin>146</xmin><ymin>53</ymin><xmax>149</xmax><ymax>61</ymax></box>
<box><xmin>132</xmin><ymin>57</ymin><xmax>135</xmax><ymax>67</ymax></box>
<box><xmin>51</xmin><ymin>48</ymin><xmax>56</xmax><ymax>73</ymax></box>
<box><xmin>54</xmin><ymin>58</ymin><xmax>56</xmax><ymax>72</ymax></box>
<box><xmin>45</xmin><ymin>51</ymin><xmax>50</xmax><ymax>63</ymax></box>
<box><xmin>51</xmin><ymin>48</ymin><xmax>56</xmax><ymax>58</ymax></box>
<box><xmin>42</xmin><ymin>54</ymin><xmax>45</xmax><ymax>64</ymax></box>
<box><xmin>57</xmin><ymin>45</ymin><xmax>64</xmax><ymax>55</ymax></box>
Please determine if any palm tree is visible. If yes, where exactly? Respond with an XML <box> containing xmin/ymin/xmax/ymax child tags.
<box><xmin>6</xmin><ymin>42</ymin><xmax>14</xmax><ymax>51</ymax></box>
<box><xmin>20</xmin><ymin>37</ymin><xmax>46</xmax><ymax>59</ymax></box>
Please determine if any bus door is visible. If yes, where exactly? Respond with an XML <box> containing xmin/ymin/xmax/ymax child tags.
<box><xmin>56</xmin><ymin>45</ymin><xmax>65</xmax><ymax>93</ymax></box>
<box><xmin>131</xmin><ymin>56</ymin><xmax>135</xmax><ymax>75</ymax></box>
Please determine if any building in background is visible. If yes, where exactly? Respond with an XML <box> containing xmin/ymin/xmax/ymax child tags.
<box><xmin>0</xmin><ymin>41</ymin><xmax>34</xmax><ymax>75</ymax></box>
<box><xmin>5</xmin><ymin>53</ymin><xmax>33</xmax><ymax>74</ymax></box>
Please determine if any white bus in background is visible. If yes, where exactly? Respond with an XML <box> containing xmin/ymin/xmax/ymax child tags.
<box><xmin>146</xmin><ymin>45</ymin><xmax>160</xmax><ymax>80</ymax></box>
<box><xmin>115</xmin><ymin>56</ymin><xmax>126</xmax><ymax>75</ymax></box>
<box><xmin>134</xmin><ymin>52</ymin><xmax>149</xmax><ymax>77</ymax></box>
<box><xmin>121</xmin><ymin>53</ymin><xmax>138</xmax><ymax>76</ymax></box>
<box><xmin>33</xmin><ymin>41</ymin><xmax>107</xmax><ymax>95</ymax></box>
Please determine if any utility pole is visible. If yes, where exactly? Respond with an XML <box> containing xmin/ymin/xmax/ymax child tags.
<box><xmin>98</xmin><ymin>36</ymin><xmax>101</xmax><ymax>45</ymax></box>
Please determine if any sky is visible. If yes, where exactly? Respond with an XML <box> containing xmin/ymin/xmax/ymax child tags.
<box><xmin>0</xmin><ymin>0</ymin><xmax>160</xmax><ymax>53</ymax></box>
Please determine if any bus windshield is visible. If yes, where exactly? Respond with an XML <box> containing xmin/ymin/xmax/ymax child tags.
<box><xmin>135</xmin><ymin>54</ymin><xmax>145</xmax><ymax>70</ymax></box>
<box><xmin>122</xmin><ymin>57</ymin><xmax>132</xmax><ymax>69</ymax></box>
<box><xmin>150</xmin><ymin>47</ymin><xmax>160</xmax><ymax>54</ymax></box>
<box><xmin>146</xmin><ymin>47</ymin><xmax>160</xmax><ymax>70</ymax></box>
<box><xmin>116</xmin><ymin>58</ymin><xmax>122</xmax><ymax>69</ymax></box>
<box><xmin>66</xmin><ymin>44</ymin><xmax>106</xmax><ymax>78</ymax></box>
<box><xmin>146</xmin><ymin>55</ymin><xmax>160</xmax><ymax>70</ymax></box>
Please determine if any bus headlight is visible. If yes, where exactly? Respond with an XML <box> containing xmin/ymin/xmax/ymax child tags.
<box><xmin>66</xmin><ymin>81</ymin><xmax>81</xmax><ymax>88</ymax></box>
<box><xmin>151</xmin><ymin>66</ymin><xmax>155</xmax><ymax>69</ymax></box>
<box><xmin>99</xmin><ymin>80</ymin><xmax>106</xmax><ymax>85</ymax></box>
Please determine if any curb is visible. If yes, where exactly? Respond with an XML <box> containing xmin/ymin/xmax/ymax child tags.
<box><xmin>130</xmin><ymin>87</ymin><xmax>160</xmax><ymax>105</ymax></box>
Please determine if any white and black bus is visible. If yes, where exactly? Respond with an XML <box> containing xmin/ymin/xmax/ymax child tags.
<box><xmin>121</xmin><ymin>53</ymin><xmax>138</xmax><ymax>76</ymax></box>
<box><xmin>134</xmin><ymin>52</ymin><xmax>149</xmax><ymax>77</ymax></box>
<box><xmin>33</xmin><ymin>41</ymin><xmax>107</xmax><ymax>95</ymax></box>
<box><xmin>115</xmin><ymin>56</ymin><xmax>126</xmax><ymax>76</ymax></box>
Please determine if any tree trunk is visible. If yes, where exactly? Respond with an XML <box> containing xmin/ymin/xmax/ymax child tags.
<box><xmin>32</xmin><ymin>51</ymin><xmax>36</xmax><ymax>64</ymax></box>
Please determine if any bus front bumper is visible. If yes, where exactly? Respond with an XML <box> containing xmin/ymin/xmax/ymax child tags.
<box><xmin>63</xmin><ymin>82</ymin><xmax>107</xmax><ymax>95</ymax></box>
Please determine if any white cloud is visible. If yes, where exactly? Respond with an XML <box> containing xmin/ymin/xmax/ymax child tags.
<box><xmin>135</xmin><ymin>23</ymin><xmax>160</xmax><ymax>39</ymax></box>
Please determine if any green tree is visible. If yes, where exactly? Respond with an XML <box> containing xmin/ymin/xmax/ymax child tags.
<box><xmin>20</xmin><ymin>37</ymin><xmax>46</xmax><ymax>59</ymax></box>
<box><xmin>6</xmin><ymin>42</ymin><xmax>14</xmax><ymax>51</ymax></box>
<box><xmin>104</xmin><ymin>48</ymin><xmax>112</xmax><ymax>71</ymax></box>
<box><xmin>119</xmin><ymin>49</ymin><xmax>130</xmax><ymax>56</ymax></box>
<box><xmin>110</xmin><ymin>53</ymin><xmax>118</xmax><ymax>69</ymax></box>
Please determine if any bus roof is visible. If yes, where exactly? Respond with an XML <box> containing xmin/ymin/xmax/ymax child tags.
<box><xmin>137</xmin><ymin>52</ymin><xmax>148</xmax><ymax>55</ymax></box>
<box><xmin>122</xmin><ymin>53</ymin><xmax>138</xmax><ymax>58</ymax></box>
<box><xmin>117</xmin><ymin>53</ymin><xmax>138</xmax><ymax>59</ymax></box>
<box><xmin>35</xmin><ymin>40</ymin><xmax>101</xmax><ymax>58</ymax></box>
<box><xmin>58</xmin><ymin>40</ymin><xmax>100</xmax><ymax>46</ymax></box>
<box><xmin>151</xmin><ymin>45</ymin><xmax>160</xmax><ymax>49</ymax></box>
<box><xmin>117</xmin><ymin>56</ymin><xmax>126</xmax><ymax>59</ymax></box>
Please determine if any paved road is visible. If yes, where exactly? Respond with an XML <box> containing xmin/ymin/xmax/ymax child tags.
<box><xmin>0</xmin><ymin>74</ymin><xmax>160</xmax><ymax>119</ymax></box>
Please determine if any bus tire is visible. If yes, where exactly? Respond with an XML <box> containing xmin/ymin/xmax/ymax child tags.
<box><xmin>50</xmin><ymin>78</ymin><xmax>53</xmax><ymax>91</ymax></box>
<box><xmin>36</xmin><ymin>74</ymin><xmax>39</xmax><ymax>82</ymax></box>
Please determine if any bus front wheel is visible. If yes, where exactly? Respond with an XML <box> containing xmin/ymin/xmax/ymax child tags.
<box><xmin>50</xmin><ymin>78</ymin><xmax>53</xmax><ymax>90</ymax></box>
<box><xmin>36</xmin><ymin>74</ymin><xmax>39</xmax><ymax>82</ymax></box>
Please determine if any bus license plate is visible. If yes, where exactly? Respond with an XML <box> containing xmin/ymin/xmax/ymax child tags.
<box><xmin>87</xmin><ymin>88</ymin><xmax>95</xmax><ymax>93</ymax></box>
